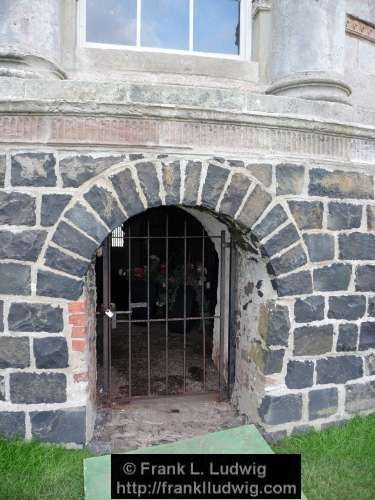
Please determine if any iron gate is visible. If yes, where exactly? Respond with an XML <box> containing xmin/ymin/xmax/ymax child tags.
<box><xmin>99</xmin><ymin>211</ymin><xmax>231</xmax><ymax>406</ymax></box>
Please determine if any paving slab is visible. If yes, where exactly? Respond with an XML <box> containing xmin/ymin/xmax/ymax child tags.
<box><xmin>84</xmin><ymin>424</ymin><xmax>305</xmax><ymax>500</ymax></box>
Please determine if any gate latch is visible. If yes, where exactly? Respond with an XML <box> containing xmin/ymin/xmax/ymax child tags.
<box><xmin>105</xmin><ymin>309</ymin><xmax>114</xmax><ymax>318</ymax></box>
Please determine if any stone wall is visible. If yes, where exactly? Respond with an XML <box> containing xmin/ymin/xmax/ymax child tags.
<box><xmin>0</xmin><ymin>150</ymin><xmax>375</xmax><ymax>444</ymax></box>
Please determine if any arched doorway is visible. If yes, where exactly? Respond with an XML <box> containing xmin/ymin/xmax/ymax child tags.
<box><xmin>95</xmin><ymin>206</ymin><xmax>232</xmax><ymax>408</ymax></box>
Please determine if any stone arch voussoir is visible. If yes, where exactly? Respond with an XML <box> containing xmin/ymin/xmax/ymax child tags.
<box><xmin>38</xmin><ymin>156</ymin><xmax>311</xmax><ymax>300</ymax></box>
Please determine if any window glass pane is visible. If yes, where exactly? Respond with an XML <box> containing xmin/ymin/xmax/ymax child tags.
<box><xmin>194</xmin><ymin>0</ymin><xmax>240</xmax><ymax>54</ymax></box>
<box><xmin>141</xmin><ymin>0</ymin><xmax>189</xmax><ymax>50</ymax></box>
<box><xmin>86</xmin><ymin>0</ymin><xmax>137</xmax><ymax>46</ymax></box>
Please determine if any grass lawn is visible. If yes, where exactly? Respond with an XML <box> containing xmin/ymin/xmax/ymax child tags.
<box><xmin>0</xmin><ymin>438</ymin><xmax>90</xmax><ymax>500</ymax></box>
<box><xmin>0</xmin><ymin>415</ymin><xmax>374</xmax><ymax>499</ymax></box>
<box><xmin>274</xmin><ymin>414</ymin><xmax>375</xmax><ymax>500</ymax></box>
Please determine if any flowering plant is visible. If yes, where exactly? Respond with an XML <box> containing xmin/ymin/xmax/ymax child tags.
<box><xmin>118</xmin><ymin>255</ymin><xmax>208</xmax><ymax>312</ymax></box>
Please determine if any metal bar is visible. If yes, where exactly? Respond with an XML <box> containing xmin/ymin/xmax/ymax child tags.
<box><xmin>114</xmin><ymin>315</ymin><xmax>220</xmax><ymax>323</ymax></box>
<box><xmin>183</xmin><ymin>219</ymin><xmax>187</xmax><ymax>393</ymax></box>
<box><xmin>128</xmin><ymin>224</ymin><xmax>132</xmax><ymax>401</ymax></box>
<box><xmin>122</xmin><ymin>235</ymin><xmax>222</xmax><ymax>240</ymax></box>
<box><xmin>219</xmin><ymin>230</ymin><xmax>226</xmax><ymax>401</ymax></box>
<box><xmin>228</xmin><ymin>236</ymin><xmax>237</xmax><ymax>400</ymax></box>
<box><xmin>102</xmin><ymin>237</ymin><xmax>111</xmax><ymax>405</ymax></box>
<box><xmin>201</xmin><ymin>225</ymin><xmax>206</xmax><ymax>391</ymax></box>
<box><xmin>147</xmin><ymin>219</ymin><xmax>151</xmax><ymax>397</ymax></box>
<box><xmin>165</xmin><ymin>215</ymin><xmax>169</xmax><ymax>394</ymax></box>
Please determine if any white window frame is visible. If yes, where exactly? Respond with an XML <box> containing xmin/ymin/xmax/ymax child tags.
<box><xmin>78</xmin><ymin>0</ymin><xmax>252</xmax><ymax>61</ymax></box>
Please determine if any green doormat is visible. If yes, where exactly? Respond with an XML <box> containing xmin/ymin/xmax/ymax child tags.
<box><xmin>84</xmin><ymin>425</ymin><xmax>304</xmax><ymax>500</ymax></box>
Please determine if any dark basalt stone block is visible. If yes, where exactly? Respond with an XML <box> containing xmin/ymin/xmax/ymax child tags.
<box><xmin>10</xmin><ymin>372</ymin><xmax>67</xmax><ymax>404</ymax></box>
<box><xmin>8</xmin><ymin>302</ymin><xmax>64</xmax><ymax>333</ymax></box>
<box><xmin>41</xmin><ymin>194</ymin><xmax>72</xmax><ymax>227</ymax></box>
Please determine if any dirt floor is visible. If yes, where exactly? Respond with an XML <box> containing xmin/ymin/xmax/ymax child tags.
<box><xmin>89</xmin><ymin>394</ymin><xmax>244</xmax><ymax>454</ymax></box>
<box><xmin>97</xmin><ymin>321</ymin><xmax>220</xmax><ymax>404</ymax></box>
<box><xmin>90</xmin><ymin>319</ymin><xmax>241</xmax><ymax>454</ymax></box>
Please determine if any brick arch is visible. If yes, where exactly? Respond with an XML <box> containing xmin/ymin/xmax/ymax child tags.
<box><xmin>37</xmin><ymin>157</ymin><xmax>311</xmax><ymax>300</ymax></box>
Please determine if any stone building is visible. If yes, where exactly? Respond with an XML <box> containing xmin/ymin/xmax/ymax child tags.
<box><xmin>0</xmin><ymin>0</ymin><xmax>375</xmax><ymax>446</ymax></box>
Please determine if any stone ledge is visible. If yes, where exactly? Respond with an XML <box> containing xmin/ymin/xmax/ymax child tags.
<box><xmin>1</xmin><ymin>78</ymin><xmax>375</xmax><ymax>135</ymax></box>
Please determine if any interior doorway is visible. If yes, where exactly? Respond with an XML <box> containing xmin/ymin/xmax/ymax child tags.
<box><xmin>95</xmin><ymin>206</ymin><xmax>231</xmax><ymax>408</ymax></box>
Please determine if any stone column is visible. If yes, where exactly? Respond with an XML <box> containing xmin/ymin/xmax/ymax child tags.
<box><xmin>0</xmin><ymin>0</ymin><xmax>65</xmax><ymax>79</ymax></box>
<box><xmin>267</xmin><ymin>0</ymin><xmax>351</xmax><ymax>103</ymax></box>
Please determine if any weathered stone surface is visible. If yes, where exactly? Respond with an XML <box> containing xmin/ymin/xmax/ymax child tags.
<box><xmin>359</xmin><ymin>322</ymin><xmax>375</xmax><ymax>350</ymax></box>
<box><xmin>365</xmin><ymin>353</ymin><xmax>375</xmax><ymax>375</ymax></box>
<box><xmin>367</xmin><ymin>205</ymin><xmax>375</xmax><ymax>231</ymax></box>
<box><xmin>0</xmin><ymin>412</ymin><xmax>25</xmax><ymax>438</ymax></box>
<box><xmin>11</xmin><ymin>153</ymin><xmax>57</xmax><ymax>187</ymax></box>
<box><xmin>34</xmin><ymin>337</ymin><xmax>68</xmax><ymax>369</ymax></box>
<box><xmin>45</xmin><ymin>246</ymin><xmax>89</xmax><ymax>278</ymax></box>
<box><xmin>30</xmin><ymin>407</ymin><xmax>86</xmax><ymax>444</ymax></box>
<box><xmin>129</xmin><ymin>84</ymin><xmax>244</xmax><ymax>110</ymax></box>
<box><xmin>314</xmin><ymin>264</ymin><xmax>352</xmax><ymax>292</ymax></box>
<box><xmin>316</xmin><ymin>356</ymin><xmax>363</xmax><ymax>384</ymax></box>
<box><xmin>303</xmin><ymin>234</ymin><xmax>334</xmax><ymax>262</ymax></box>
<box><xmin>288</xmin><ymin>201</ymin><xmax>323</xmax><ymax>230</ymax></box>
<box><xmin>267</xmin><ymin>244</ymin><xmax>307</xmax><ymax>276</ymax></box>
<box><xmin>111</xmin><ymin>169</ymin><xmax>144</xmax><ymax>217</ymax></box>
<box><xmin>0</xmin><ymin>154</ymin><xmax>5</xmax><ymax>187</ymax></box>
<box><xmin>247</xmin><ymin>164</ymin><xmax>272</xmax><ymax>187</ymax></box>
<box><xmin>10</xmin><ymin>372</ymin><xmax>66</xmax><ymax>404</ymax></box>
<box><xmin>37</xmin><ymin>270</ymin><xmax>83</xmax><ymax>300</ymax></box>
<box><xmin>260</xmin><ymin>348</ymin><xmax>285</xmax><ymax>375</ymax></box>
<box><xmin>0</xmin><ymin>337</ymin><xmax>29</xmax><ymax>369</ymax></box>
<box><xmin>0</xmin><ymin>230</ymin><xmax>46</xmax><ymax>262</ymax></box>
<box><xmin>237</xmin><ymin>185</ymin><xmax>272</xmax><ymax>230</ymax></box>
<box><xmin>264</xmin><ymin>430</ymin><xmax>288</xmax><ymax>443</ymax></box>
<box><xmin>339</xmin><ymin>233</ymin><xmax>375</xmax><ymax>260</ymax></box>
<box><xmin>294</xmin><ymin>295</ymin><xmax>325</xmax><ymax>323</ymax></box>
<box><xmin>41</xmin><ymin>194</ymin><xmax>72</xmax><ymax>227</ymax></box>
<box><xmin>65</xmin><ymin>203</ymin><xmax>108</xmax><ymax>243</ymax></box>
<box><xmin>258</xmin><ymin>303</ymin><xmax>290</xmax><ymax>347</ymax></box>
<box><xmin>368</xmin><ymin>297</ymin><xmax>375</xmax><ymax>316</ymax></box>
<box><xmin>0</xmin><ymin>263</ymin><xmax>31</xmax><ymax>295</ymax></box>
<box><xmin>201</xmin><ymin>164</ymin><xmax>229</xmax><ymax>210</ymax></box>
<box><xmin>0</xmin><ymin>301</ymin><xmax>3</xmax><ymax>332</ymax></box>
<box><xmin>328</xmin><ymin>202</ymin><xmax>362</xmax><ymax>230</ymax></box>
<box><xmin>356</xmin><ymin>265</ymin><xmax>375</xmax><ymax>292</ymax></box>
<box><xmin>162</xmin><ymin>160</ymin><xmax>181</xmax><ymax>206</ymax></box>
<box><xmin>294</xmin><ymin>324</ymin><xmax>334</xmax><ymax>356</ymax></box>
<box><xmin>220</xmin><ymin>173</ymin><xmax>251</xmax><ymax>218</ymax></box>
<box><xmin>328</xmin><ymin>295</ymin><xmax>366</xmax><ymax>320</ymax></box>
<box><xmin>259</xmin><ymin>394</ymin><xmax>302</xmax><ymax>425</ymax></box>
<box><xmin>276</xmin><ymin>164</ymin><xmax>304</xmax><ymax>195</ymax></box>
<box><xmin>286</xmin><ymin>360</ymin><xmax>314</xmax><ymax>389</ymax></box>
<box><xmin>130</xmin><ymin>154</ymin><xmax>145</xmax><ymax>161</ymax></box>
<box><xmin>337</xmin><ymin>324</ymin><xmax>358</xmax><ymax>352</ymax></box>
<box><xmin>183</xmin><ymin>161</ymin><xmax>202</xmax><ymax>206</ymax></box>
<box><xmin>308</xmin><ymin>388</ymin><xmax>338</xmax><ymax>420</ymax></box>
<box><xmin>272</xmin><ymin>270</ymin><xmax>313</xmax><ymax>297</ymax></box>
<box><xmin>345</xmin><ymin>381</ymin><xmax>375</xmax><ymax>413</ymax></box>
<box><xmin>261</xmin><ymin>224</ymin><xmax>299</xmax><ymax>257</ymax></box>
<box><xmin>84</xmin><ymin>185</ymin><xmax>125</xmax><ymax>230</ymax></box>
<box><xmin>136</xmin><ymin>161</ymin><xmax>162</xmax><ymax>208</ymax></box>
<box><xmin>8</xmin><ymin>302</ymin><xmax>64</xmax><ymax>332</ymax></box>
<box><xmin>321</xmin><ymin>419</ymin><xmax>349</xmax><ymax>430</ymax></box>
<box><xmin>0</xmin><ymin>375</ymin><xmax>4</xmax><ymax>400</ymax></box>
<box><xmin>252</xmin><ymin>205</ymin><xmax>288</xmax><ymax>242</ymax></box>
<box><xmin>0</xmin><ymin>192</ymin><xmax>36</xmax><ymax>226</ymax></box>
<box><xmin>292</xmin><ymin>425</ymin><xmax>315</xmax><ymax>435</ymax></box>
<box><xmin>52</xmin><ymin>221</ymin><xmax>97</xmax><ymax>260</ymax></box>
<box><xmin>309</xmin><ymin>168</ymin><xmax>373</xmax><ymax>199</ymax></box>
<box><xmin>60</xmin><ymin>154</ymin><xmax>125</xmax><ymax>187</ymax></box>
